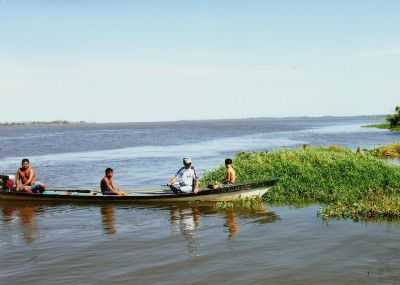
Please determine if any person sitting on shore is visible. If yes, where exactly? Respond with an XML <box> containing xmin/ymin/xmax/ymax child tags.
<box><xmin>168</xmin><ymin>158</ymin><xmax>199</xmax><ymax>194</ymax></box>
<box><xmin>100</xmin><ymin>168</ymin><xmax>127</xmax><ymax>196</ymax></box>
<box><xmin>224</xmin><ymin>158</ymin><xmax>236</xmax><ymax>185</ymax></box>
<box><xmin>15</xmin><ymin>159</ymin><xmax>46</xmax><ymax>193</ymax></box>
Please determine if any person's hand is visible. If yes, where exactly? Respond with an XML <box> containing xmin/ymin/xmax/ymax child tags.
<box><xmin>193</xmin><ymin>188</ymin><xmax>199</xmax><ymax>194</ymax></box>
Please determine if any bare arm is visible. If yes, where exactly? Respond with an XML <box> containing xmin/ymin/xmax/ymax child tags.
<box><xmin>168</xmin><ymin>176</ymin><xmax>177</xmax><ymax>185</ymax></box>
<box><xmin>15</xmin><ymin>171</ymin><xmax>20</xmax><ymax>190</ymax></box>
<box><xmin>230</xmin><ymin>169</ymin><xmax>236</xmax><ymax>184</ymax></box>
<box><xmin>225</xmin><ymin>171</ymin><xmax>231</xmax><ymax>183</ymax></box>
<box><xmin>104</xmin><ymin>179</ymin><xmax>119</xmax><ymax>194</ymax></box>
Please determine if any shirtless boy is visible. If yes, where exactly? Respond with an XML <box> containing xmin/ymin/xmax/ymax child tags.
<box><xmin>224</xmin><ymin>158</ymin><xmax>236</xmax><ymax>184</ymax></box>
<box><xmin>100</xmin><ymin>168</ymin><xmax>127</xmax><ymax>196</ymax></box>
<box><xmin>15</xmin><ymin>159</ymin><xmax>46</xmax><ymax>193</ymax></box>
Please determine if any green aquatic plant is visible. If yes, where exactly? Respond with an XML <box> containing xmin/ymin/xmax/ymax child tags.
<box><xmin>201</xmin><ymin>146</ymin><xmax>400</xmax><ymax>219</ymax></box>
<box><xmin>320</xmin><ymin>188</ymin><xmax>400</xmax><ymax>221</ymax></box>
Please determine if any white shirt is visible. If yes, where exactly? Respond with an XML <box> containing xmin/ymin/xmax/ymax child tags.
<box><xmin>174</xmin><ymin>167</ymin><xmax>199</xmax><ymax>193</ymax></box>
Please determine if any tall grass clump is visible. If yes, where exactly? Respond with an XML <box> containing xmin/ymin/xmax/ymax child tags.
<box><xmin>201</xmin><ymin>146</ymin><xmax>400</xmax><ymax>219</ymax></box>
<box><xmin>368</xmin><ymin>144</ymin><xmax>400</xmax><ymax>159</ymax></box>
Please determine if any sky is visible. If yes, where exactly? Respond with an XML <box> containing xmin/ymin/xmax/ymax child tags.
<box><xmin>0</xmin><ymin>0</ymin><xmax>399</xmax><ymax>122</ymax></box>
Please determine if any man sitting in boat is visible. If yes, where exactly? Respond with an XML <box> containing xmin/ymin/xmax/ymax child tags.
<box><xmin>100</xmin><ymin>168</ymin><xmax>127</xmax><ymax>196</ymax></box>
<box><xmin>15</xmin><ymin>159</ymin><xmax>46</xmax><ymax>193</ymax></box>
<box><xmin>224</xmin><ymin>158</ymin><xmax>236</xmax><ymax>185</ymax></box>
<box><xmin>169</xmin><ymin>158</ymin><xmax>199</xmax><ymax>194</ymax></box>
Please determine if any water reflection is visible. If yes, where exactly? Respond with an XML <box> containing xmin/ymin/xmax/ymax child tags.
<box><xmin>0</xmin><ymin>202</ymin><xmax>278</xmax><ymax>249</ymax></box>
<box><xmin>169</xmin><ymin>206</ymin><xmax>201</xmax><ymax>256</ymax></box>
<box><xmin>101</xmin><ymin>206</ymin><xmax>117</xmax><ymax>235</ymax></box>
<box><xmin>1</xmin><ymin>205</ymin><xmax>16</xmax><ymax>222</ymax></box>
<box><xmin>225</xmin><ymin>210</ymin><xmax>239</xmax><ymax>239</ymax></box>
<box><xmin>167</xmin><ymin>202</ymin><xmax>278</xmax><ymax>256</ymax></box>
<box><xmin>1</xmin><ymin>203</ymin><xmax>39</xmax><ymax>243</ymax></box>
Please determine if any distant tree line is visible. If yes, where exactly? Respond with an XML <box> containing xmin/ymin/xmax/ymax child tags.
<box><xmin>0</xmin><ymin>120</ymin><xmax>87</xmax><ymax>126</ymax></box>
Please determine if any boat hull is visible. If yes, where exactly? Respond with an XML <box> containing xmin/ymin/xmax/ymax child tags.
<box><xmin>0</xmin><ymin>179</ymin><xmax>278</xmax><ymax>204</ymax></box>
<box><xmin>0</xmin><ymin>187</ymin><xmax>272</xmax><ymax>203</ymax></box>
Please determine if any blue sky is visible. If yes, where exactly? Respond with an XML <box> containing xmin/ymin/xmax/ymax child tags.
<box><xmin>1</xmin><ymin>1</ymin><xmax>399</xmax><ymax>122</ymax></box>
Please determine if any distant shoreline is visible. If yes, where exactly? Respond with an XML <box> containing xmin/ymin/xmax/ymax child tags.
<box><xmin>0</xmin><ymin>114</ymin><xmax>386</xmax><ymax>127</ymax></box>
<box><xmin>0</xmin><ymin>120</ymin><xmax>88</xmax><ymax>127</ymax></box>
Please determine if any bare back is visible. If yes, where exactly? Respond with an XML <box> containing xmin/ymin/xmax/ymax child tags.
<box><xmin>225</xmin><ymin>167</ymin><xmax>236</xmax><ymax>184</ymax></box>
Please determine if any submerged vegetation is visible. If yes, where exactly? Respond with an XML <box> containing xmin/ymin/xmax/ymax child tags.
<box><xmin>201</xmin><ymin>146</ymin><xmax>400</xmax><ymax>220</ymax></box>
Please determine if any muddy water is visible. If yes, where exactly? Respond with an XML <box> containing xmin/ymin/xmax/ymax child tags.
<box><xmin>1</xmin><ymin>202</ymin><xmax>400</xmax><ymax>285</ymax></box>
<box><xmin>1</xmin><ymin>116</ymin><xmax>400</xmax><ymax>284</ymax></box>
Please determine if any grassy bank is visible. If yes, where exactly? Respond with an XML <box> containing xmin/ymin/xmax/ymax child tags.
<box><xmin>363</xmin><ymin>123</ymin><xmax>400</xmax><ymax>131</ymax></box>
<box><xmin>201</xmin><ymin>146</ymin><xmax>400</xmax><ymax>220</ymax></box>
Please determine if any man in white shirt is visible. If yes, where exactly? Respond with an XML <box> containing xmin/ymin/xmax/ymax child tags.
<box><xmin>169</xmin><ymin>158</ymin><xmax>200</xmax><ymax>194</ymax></box>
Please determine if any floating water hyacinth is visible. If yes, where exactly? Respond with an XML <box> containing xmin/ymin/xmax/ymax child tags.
<box><xmin>201</xmin><ymin>146</ymin><xmax>400</xmax><ymax>219</ymax></box>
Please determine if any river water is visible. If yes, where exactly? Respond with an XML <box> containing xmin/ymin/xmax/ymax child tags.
<box><xmin>1</xmin><ymin>116</ymin><xmax>400</xmax><ymax>284</ymax></box>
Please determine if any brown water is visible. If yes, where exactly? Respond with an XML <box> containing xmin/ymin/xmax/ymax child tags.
<box><xmin>1</xmin><ymin>117</ymin><xmax>400</xmax><ymax>284</ymax></box>
<box><xmin>1</xmin><ymin>201</ymin><xmax>400</xmax><ymax>285</ymax></box>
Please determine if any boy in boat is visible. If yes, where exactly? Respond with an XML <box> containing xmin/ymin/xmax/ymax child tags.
<box><xmin>168</xmin><ymin>158</ymin><xmax>199</xmax><ymax>194</ymax></box>
<box><xmin>100</xmin><ymin>168</ymin><xmax>127</xmax><ymax>196</ymax></box>
<box><xmin>224</xmin><ymin>158</ymin><xmax>236</xmax><ymax>185</ymax></box>
<box><xmin>15</xmin><ymin>159</ymin><xmax>46</xmax><ymax>193</ymax></box>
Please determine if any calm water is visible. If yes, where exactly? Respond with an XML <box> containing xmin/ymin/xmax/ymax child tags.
<box><xmin>1</xmin><ymin>116</ymin><xmax>400</xmax><ymax>284</ymax></box>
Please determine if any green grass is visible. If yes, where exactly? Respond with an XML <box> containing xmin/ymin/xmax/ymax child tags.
<box><xmin>201</xmin><ymin>146</ymin><xmax>400</xmax><ymax>219</ymax></box>
<box><xmin>363</xmin><ymin>123</ymin><xmax>400</xmax><ymax>131</ymax></box>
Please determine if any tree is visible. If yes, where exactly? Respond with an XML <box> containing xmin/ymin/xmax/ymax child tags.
<box><xmin>386</xmin><ymin>106</ymin><xmax>400</xmax><ymax>128</ymax></box>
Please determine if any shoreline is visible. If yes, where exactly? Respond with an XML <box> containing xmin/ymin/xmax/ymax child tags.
<box><xmin>0</xmin><ymin>121</ymin><xmax>88</xmax><ymax>127</ymax></box>
<box><xmin>363</xmin><ymin>123</ymin><xmax>400</xmax><ymax>132</ymax></box>
<box><xmin>0</xmin><ymin>114</ymin><xmax>385</xmax><ymax>128</ymax></box>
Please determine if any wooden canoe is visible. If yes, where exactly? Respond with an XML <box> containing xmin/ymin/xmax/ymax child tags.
<box><xmin>0</xmin><ymin>178</ymin><xmax>278</xmax><ymax>203</ymax></box>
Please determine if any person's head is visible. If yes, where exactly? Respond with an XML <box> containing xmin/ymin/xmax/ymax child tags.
<box><xmin>21</xmin><ymin>158</ymin><xmax>30</xmax><ymax>170</ymax></box>
<box><xmin>225</xmin><ymin>158</ymin><xmax>233</xmax><ymax>168</ymax></box>
<box><xmin>105</xmin><ymin>168</ymin><xmax>113</xmax><ymax>178</ymax></box>
<box><xmin>183</xmin><ymin>158</ymin><xmax>192</xmax><ymax>169</ymax></box>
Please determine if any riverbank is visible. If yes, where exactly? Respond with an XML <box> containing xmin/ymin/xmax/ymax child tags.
<box><xmin>0</xmin><ymin>120</ymin><xmax>87</xmax><ymax>127</ymax></box>
<box><xmin>201</xmin><ymin>145</ymin><xmax>400</xmax><ymax>220</ymax></box>
<box><xmin>363</xmin><ymin>123</ymin><xmax>400</xmax><ymax>131</ymax></box>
